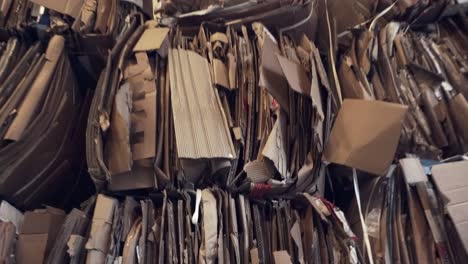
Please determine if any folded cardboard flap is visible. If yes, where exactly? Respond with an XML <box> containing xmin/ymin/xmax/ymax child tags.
<box><xmin>133</xmin><ymin>27</ymin><xmax>170</xmax><ymax>54</ymax></box>
<box><xmin>276</xmin><ymin>54</ymin><xmax>311</xmax><ymax>95</ymax></box>
<box><xmin>259</xmin><ymin>27</ymin><xmax>289</xmax><ymax>112</ymax></box>
<box><xmin>323</xmin><ymin>99</ymin><xmax>408</xmax><ymax>175</ymax></box>
<box><xmin>16</xmin><ymin>207</ymin><xmax>66</xmax><ymax>264</ymax></box>
<box><xmin>30</xmin><ymin>0</ymin><xmax>84</xmax><ymax>18</ymax></box>
<box><xmin>432</xmin><ymin>161</ymin><xmax>468</xmax><ymax>253</ymax></box>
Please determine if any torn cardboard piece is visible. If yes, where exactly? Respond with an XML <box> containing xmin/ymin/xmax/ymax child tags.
<box><xmin>323</xmin><ymin>99</ymin><xmax>408</xmax><ymax>175</ymax></box>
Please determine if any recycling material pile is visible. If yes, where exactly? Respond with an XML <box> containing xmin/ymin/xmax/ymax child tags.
<box><xmin>0</xmin><ymin>0</ymin><xmax>467</xmax><ymax>263</ymax></box>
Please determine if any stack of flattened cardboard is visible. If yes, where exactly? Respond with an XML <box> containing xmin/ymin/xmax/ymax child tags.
<box><xmin>334</xmin><ymin>18</ymin><xmax>468</xmax><ymax>160</ymax></box>
<box><xmin>0</xmin><ymin>34</ymin><xmax>90</xmax><ymax>209</ymax></box>
<box><xmin>84</xmin><ymin>0</ymin><xmax>468</xmax><ymax>262</ymax></box>
<box><xmin>89</xmin><ymin>1</ymin><xmax>331</xmax><ymax>195</ymax></box>
<box><xmin>329</xmin><ymin>0</ymin><xmax>461</xmax><ymax>35</ymax></box>
<box><xmin>320</xmin><ymin>3</ymin><xmax>468</xmax><ymax>263</ymax></box>
<box><xmin>82</xmin><ymin>1</ymin><xmax>359</xmax><ymax>262</ymax></box>
<box><xmin>86</xmin><ymin>15</ymin><xmax>171</xmax><ymax>191</ymax></box>
<box><xmin>0</xmin><ymin>200</ymin><xmax>90</xmax><ymax>264</ymax></box>
<box><xmin>342</xmin><ymin>156</ymin><xmax>468</xmax><ymax>264</ymax></box>
<box><xmin>61</xmin><ymin>192</ymin><xmax>357</xmax><ymax>264</ymax></box>
<box><xmin>0</xmin><ymin>0</ymin><xmax>467</xmax><ymax>263</ymax></box>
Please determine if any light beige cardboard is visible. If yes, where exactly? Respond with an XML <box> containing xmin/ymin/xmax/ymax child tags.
<box><xmin>30</xmin><ymin>0</ymin><xmax>83</xmax><ymax>18</ymax></box>
<box><xmin>227</xmin><ymin>53</ymin><xmax>237</xmax><ymax>89</ymax></box>
<box><xmin>133</xmin><ymin>27</ymin><xmax>170</xmax><ymax>53</ymax></box>
<box><xmin>323</xmin><ymin>99</ymin><xmax>408</xmax><ymax>175</ymax></box>
<box><xmin>273</xmin><ymin>251</ymin><xmax>293</xmax><ymax>264</ymax></box>
<box><xmin>276</xmin><ymin>54</ymin><xmax>311</xmax><ymax>95</ymax></box>
<box><xmin>94</xmin><ymin>0</ymin><xmax>111</xmax><ymax>33</ymax></box>
<box><xmin>213</xmin><ymin>59</ymin><xmax>230</xmax><ymax>89</ymax></box>
<box><xmin>400</xmin><ymin>158</ymin><xmax>429</xmax><ymax>185</ymax></box>
<box><xmin>432</xmin><ymin>161</ymin><xmax>468</xmax><ymax>253</ymax></box>
<box><xmin>168</xmin><ymin>48</ymin><xmax>235</xmax><ymax>160</ymax></box>
<box><xmin>250</xmin><ymin>248</ymin><xmax>260</xmax><ymax>264</ymax></box>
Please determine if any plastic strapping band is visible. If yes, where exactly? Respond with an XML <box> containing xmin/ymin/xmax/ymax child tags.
<box><xmin>353</xmin><ymin>168</ymin><xmax>374</xmax><ymax>264</ymax></box>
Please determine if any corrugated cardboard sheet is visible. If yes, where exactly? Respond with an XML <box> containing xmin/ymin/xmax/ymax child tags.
<box><xmin>168</xmin><ymin>48</ymin><xmax>235</xmax><ymax>160</ymax></box>
<box><xmin>324</xmin><ymin>99</ymin><xmax>408</xmax><ymax>175</ymax></box>
<box><xmin>432</xmin><ymin>161</ymin><xmax>468</xmax><ymax>253</ymax></box>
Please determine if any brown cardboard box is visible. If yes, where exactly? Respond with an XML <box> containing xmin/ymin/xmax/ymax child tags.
<box><xmin>16</xmin><ymin>207</ymin><xmax>65</xmax><ymax>264</ymax></box>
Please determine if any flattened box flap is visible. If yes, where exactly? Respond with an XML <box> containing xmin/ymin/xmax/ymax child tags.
<box><xmin>323</xmin><ymin>99</ymin><xmax>408</xmax><ymax>175</ymax></box>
